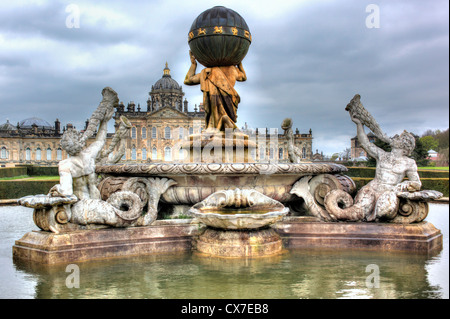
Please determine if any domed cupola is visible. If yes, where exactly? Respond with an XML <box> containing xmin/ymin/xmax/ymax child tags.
<box><xmin>0</xmin><ymin>119</ymin><xmax>16</xmax><ymax>131</ymax></box>
<box><xmin>152</xmin><ymin>63</ymin><xmax>181</xmax><ymax>91</ymax></box>
<box><xmin>19</xmin><ymin>117</ymin><xmax>53</xmax><ymax>129</ymax></box>
<box><xmin>148</xmin><ymin>63</ymin><xmax>185</xmax><ymax>113</ymax></box>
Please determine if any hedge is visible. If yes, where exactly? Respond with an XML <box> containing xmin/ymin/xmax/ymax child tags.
<box><xmin>19</xmin><ymin>165</ymin><xmax>59</xmax><ymax>176</ymax></box>
<box><xmin>350</xmin><ymin>177</ymin><xmax>449</xmax><ymax>197</ymax></box>
<box><xmin>0</xmin><ymin>167</ymin><xmax>27</xmax><ymax>178</ymax></box>
<box><xmin>0</xmin><ymin>180</ymin><xmax>58</xmax><ymax>200</ymax></box>
<box><xmin>346</xmin><ymin>167</ymin><xmax>449</xmax><ymax>179</ymax></box>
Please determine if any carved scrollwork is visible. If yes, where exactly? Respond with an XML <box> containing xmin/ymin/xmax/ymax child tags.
<box><xmin>389</xmin><ymin>199</ymin><xmax>429</xmax><ymax>224</ymax></box>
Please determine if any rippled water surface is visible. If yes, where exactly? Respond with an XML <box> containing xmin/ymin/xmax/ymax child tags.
<box><xmin>0</xmin><ymin>204</ymin><xmax>448</xmax><ymax>299</ymax></box>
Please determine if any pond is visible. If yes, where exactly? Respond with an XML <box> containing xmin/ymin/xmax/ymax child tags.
<box><xmin>0</xmin><ymin>204</ymin><xmax>448</xmax><ymax>299</ymax></box>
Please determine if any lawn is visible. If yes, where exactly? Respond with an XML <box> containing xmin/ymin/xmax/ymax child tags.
<box><xmin>0</xmin><ymin>175</ymin><xmax>59</xmax><ymax>181</ymax></box>
<box><xmin>418</xmin><ymin>167</ymin><xmax>449</xmax><ymax>171</ymax></box>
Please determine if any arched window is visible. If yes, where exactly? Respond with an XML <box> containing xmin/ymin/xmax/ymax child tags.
<box><xmin>164</xmin><ymin>127</ymin><xmax>171</xmax><ymax>139</ymax></box>
<box><xmin>179</xmin><ymin>127</ymin><xmax>184</xmax><ymax>140</ymax></box>
<box><xmin>26</xmin><ymin>148</ymin><xmax>31</xmax><ymax>161</ymax></box>
<box><xmin>279</xmin><ymin>148</ymin><xmax>284</xmax><ymax>159</ymax></box>
<box><xmin>57</xmin><ymin>148</ymin><xmax>62</xmax><ymax>160</ymax></box>
<box><xmin>302</xmin><ymin>147</ymin><xmax>306</xmax><ymax>158</ymax></box>
<box><xmin>152</xmin><ymin>127</ymin><xmax>157</xmax><ymax>139</ymax></box>
<box><xmin>131</xmin><ymin>147</ymin><xmax>136</xmax><ymax>160</ymax></box>
<box><xmin>142</xmin><ymin>127</ymin><xmax>147</xmax><ymax>139</ymax></box>
<box><xmin>131</xmin><ymin>127</ymin><xmax>137</xmax><ymax>139</ymax></box>
<box><xmin>189</xmin><ymin>127</ymin><xmax>193</xmax><ymax>135</ymax></box>
<box><xmin>142</xmin><ymin>148</ymin><xmax>147</xmax><ymax>160</ymax></box>
<box><xmin>152</xmin><ymin>147</ymin><xmax>157</xmax><ymax>160</ymax></box>
<box><xmin>36</xmin><ymin>148</ymin><xmax>41</xmax><ymax>160</ymax></box>
<box><xmin>164</xmin><ymin>147</ymin><xmax>172</xmax><ymax>161</ymax></box>
<box><xmin>0</xmin><ymin>147</ymin><xmax>7</xmax><ymax>159</ymax></box>
<box><xmin>46</xmin><ymin>148</ymin><xmax>52</xmax><ymax>160</ymax></box>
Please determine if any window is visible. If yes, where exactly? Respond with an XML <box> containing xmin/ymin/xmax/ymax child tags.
<box><xmin>47</xmin><ymin>148</ymin><xmax>52</xmax><ymax>160</ymax></box>
<box><xmin>269</xmin><ymin>148</ymin><xmax>274</xmax><ymax>160</ymax></box>
<box><xmin>302</xmin><ymin>147</ymin><xmax>306</xmax><ymax>158</ymax></box>
<box><xmin>164</xmin><ymin>147</ymin><xmax>172</xmax><ymax>161</ymax></box>
<box><xmin>57</xmin><ymin>148</ymin><xmax>62</xmax><ymax>160</ymax></box>
<box><xmin>189</xmin><ymin>127</ymin><xmax>193</xmax><ymax>135</ymax></box>
<box><xmin>131</xmin><ymin>147</ymin><xmax>136</xmax><ymax>160</ymax></box>
<box><xmin>179</xmin><ymin>127</ymin><xmax>184</xmax><ymax>140</ymax></box>
<box><xmin>279</xmin><ymin>148</ymin><xmax>284</xmax><ymax>159</ymax></box>
<box><xmin>152</xmin><ymin>127</ymin><xmax>157</xmax><ymax>139</ymax></box>
<box><xmin>142</xmin><ymin>148</ymin><xmax>147</xmax><ymax>160</ymax></box>
<box><xmin>0</xmin><ymin>147</ymin><xmax>6</xmax><ymax>159</ymax></box>
<box><xmin>36</xmin><ymin>148</ymin><xmax>41</xmax><ymax>160</ymax></box>
<box><xmin>164</xmin><ymin>127</ymin><xmax>171</xmax><ymax>139</ymax></box>
<box><xmin>142</xmin><ymin>127</ymin><xmax>147</xmax><ymax>139</ymax></box>
<box><xmin>131</xmin><ymin>127</ymin><xmax>137</xmax><ymax>139</ymax></box>
<box><xmin>26</xmin><ymin>148</ymin><xmax>31</xmax><ymax>161</ymax></box>
<box><xmin>259</xmin><ymin>147</ymin><xmax>265</xmax><ymax>160</ymax></box>
<box><xmin>152</xmin><ymin>147</ymin><xmax>157</xmax><ymax>160</ymax></box>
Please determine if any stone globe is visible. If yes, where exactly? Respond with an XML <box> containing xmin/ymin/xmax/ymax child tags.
<box><xmin>188</xmin><ymin>6</ymin><xmax>251</xmax><ymax>67</ymax></box>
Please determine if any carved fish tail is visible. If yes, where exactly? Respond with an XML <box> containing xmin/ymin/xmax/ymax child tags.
<box><xmin>324</xmin><ymin>189</ymin><xmax>375</xmax><ymax>222</ymax></box>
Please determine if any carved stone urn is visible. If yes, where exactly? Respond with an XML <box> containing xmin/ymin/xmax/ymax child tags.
<box><xmin>189</xmin><ymin>188</ymin><xmax>289</xmax><ymax>257</ymax></box>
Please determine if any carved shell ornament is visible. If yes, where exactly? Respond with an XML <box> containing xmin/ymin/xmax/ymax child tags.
<box><xmin>189</xmin><ymin>188</ymin><xmax>289</xmax><ymax>230</ymax></box>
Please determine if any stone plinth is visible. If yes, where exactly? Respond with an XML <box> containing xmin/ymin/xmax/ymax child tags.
<box><xmin>273</xmin><ymin>217</ymin><xmax>443</xmax><ymax>253</ymax></box>
<box><xmin>182</xmin><ymin>130</ymin><xmax>256</xmax><ymax>163</ymax></box>
<box><xmin>195</xmin><ymin>227</ymin><xmax>283</xmax><ymax>258</ymax></box>
<box><xmin>13</xmin><ymin>220</ymin><xmax>204</xmax><ymax>265</ymax></box>
<box><xmin>12</xmin><ymin>217</ymin><xmax>442</xmax><ymax>265</ymax></box>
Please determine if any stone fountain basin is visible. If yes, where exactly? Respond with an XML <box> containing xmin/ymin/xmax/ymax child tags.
<box><xmin>96</xmin><ymin>162</ymin><xmax>348</xmax><ymax>205</ymax></box>
<box><xmin>189</xmin><ymin>206</ymin><xmax>289</xmax><ymax>230</ymax></box>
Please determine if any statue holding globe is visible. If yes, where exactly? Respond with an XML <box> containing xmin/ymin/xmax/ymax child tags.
<box><xmin>184</xmin><ymin>6</ymin><xmax>251</xmax><ymax>132</ymax></box>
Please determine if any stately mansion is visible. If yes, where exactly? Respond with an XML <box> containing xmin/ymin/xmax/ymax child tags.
<box><xmin>0</xmin><ymin>64</ymin><xmax>315</xmax><ymax>167</ymax></box>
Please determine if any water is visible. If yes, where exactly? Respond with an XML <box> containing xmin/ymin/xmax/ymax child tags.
<box><xmin>0</xmin><ymin>204</ymin><xmax>448</xmax><ymax>299</ymax></box>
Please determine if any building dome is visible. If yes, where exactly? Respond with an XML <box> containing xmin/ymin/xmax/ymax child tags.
<box><xmin>0</xmin><ymin>120</ymin><xmax>15</xmax><ymax>131</ymax></box>
<box><xmin>19</xmin><ymin>117</ymin><xmax>53</xmax><ymax>129</ymax></box>
<box><xmin>152</xmin><ymin>63</ymin><xmax>181</xmax><ymax>91</ymax></box>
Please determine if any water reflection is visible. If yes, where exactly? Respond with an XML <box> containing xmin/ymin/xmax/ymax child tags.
<box><xmin>1</xmin><ymin>204</ymin><xmax>448</xmax><ymax>299</ymax></box>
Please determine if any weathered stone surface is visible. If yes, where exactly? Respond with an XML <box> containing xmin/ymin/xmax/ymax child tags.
<box><xmin>13</xmin><ymin>221</ymin><xmax>205</xmax><ymax>265</ymax></box>
<box><xmin>195</xmin><ymin>227</ymin><xmax>283</xmax><ymax>258</ymax></box>
<box><xmin>273</xmin><ymin>217</ymin><xmax>443</xmax><ymax>253</ymax></box>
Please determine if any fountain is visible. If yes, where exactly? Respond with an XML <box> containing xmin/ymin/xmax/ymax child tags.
<box><xmin>13</xmin><ymin>6</ymin><xmax>443</xmax><ymax>265</ymax></box>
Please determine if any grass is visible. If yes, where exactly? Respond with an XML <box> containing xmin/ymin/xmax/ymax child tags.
<box><xmin>0</xmin><ymin>175</ymin><xmax>59</xmax><ymax>181</ymax></box>
<box><xmin>418</xmin><ymin>167</ymin><xmax>449</xmax><ymax>171</ymax></box>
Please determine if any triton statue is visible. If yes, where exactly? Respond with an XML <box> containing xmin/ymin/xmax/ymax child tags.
<box><xmin>291</xmin><ymin>94</ymin><xmax>442</xmax><ymax>223</ymax></box>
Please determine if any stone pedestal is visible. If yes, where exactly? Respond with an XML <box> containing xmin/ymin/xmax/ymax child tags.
<box><xmin>273</xmin><ymin>217</ymin><xmax>443</xmax><ymax>253</ymax></box>
<box><xmin>13</xmin><ymin>220</ymin><xmax>204</xmax><ymax>265</ymax></box>
<box><xmin>195</xmin><ymin>227</ymin><xmax>283</xmax><ymax>258</ymax></box>
<box><xmin>182</xmin><ymin>130</ymin><xmax>256</xmax><ymax>163</ymax></box>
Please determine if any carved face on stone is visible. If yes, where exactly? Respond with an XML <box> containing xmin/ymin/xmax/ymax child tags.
<box><xmin>391</xmin><ymin>130</ymin><xmax>415</xmax><ymax>156</ymax></box>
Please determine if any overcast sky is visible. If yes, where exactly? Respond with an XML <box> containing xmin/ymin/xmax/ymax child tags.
<box><xmin>0</xmin><ymin>0</ymin><xmax>448</xmax><ymax>155</ymax></box>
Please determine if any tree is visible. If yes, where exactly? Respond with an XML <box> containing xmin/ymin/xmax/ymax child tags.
<box><xmin>411</xmin><ymin>135</ymin><xmax>430</xmax><ymax>167</ymax></box>
<box><xmin>366</xmin><ymin>134</ymin><xmax>429</xmax><ymax>167</ymax></box>
<box><xmin>435</xmin><ymin>128</ymin><xmax>449</xmax><ymax>151</ymax></box>
<box><xmin>419</xmin><ymin>135</ymin><xmax>439</xmax><ymax>151</ymax></box>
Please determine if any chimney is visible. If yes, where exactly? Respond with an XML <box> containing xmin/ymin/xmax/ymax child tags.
<box><xmin>54</xmin><ymin>119</ymin><xmax>60</xmax><ymax>135</ymax></box>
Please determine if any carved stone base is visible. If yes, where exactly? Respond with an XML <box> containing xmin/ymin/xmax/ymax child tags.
<box><xmin>273</xmin><ymin>217</ymin><xmax>443</xmax><ymax>253</ymax></box>
<box><xmin>195</xmin><ymin>227</ymin><xmax>284</xmax><ymax>258</ymax></box>
<box><xmin>182</xmin><ymin>130</ymin><xmax>257</xmax><ymax>163</ymax></box>
<box><xmin>12</xmin><ymin>221</ymin><xmax>204</xmax><ymax>265</ymax></box>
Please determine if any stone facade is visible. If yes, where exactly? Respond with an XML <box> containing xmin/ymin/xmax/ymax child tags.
<box><xmin>1</xmin><ymin>64</ymin><xmax>314</xmax><ymax>166</ymax></box>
